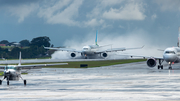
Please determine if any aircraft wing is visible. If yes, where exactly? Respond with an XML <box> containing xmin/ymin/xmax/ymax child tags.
<box><xmin>16</xmin><ymin>63</ymin><xmax>68</xmax><ymax>69</ymax></box>
<box><xmin>128</xmin><ymin>55</ymin><xmax>164</xmax><ymax>60</ymax></box>
<box><xmin>44</xmin><ymin>47</ymin><xmax>82</xmax><ymax>53</ymax></box>
<box><xmin>0</xmin><ymin>65</ymin><xmax>5</xmax><ymax>69</ymax></box>
<box><xmin>95</xmin><ymin>46</ymin><xmax>144</xmax><ymax>53</ymax></box>
<box><xmin>0</xmin><ymin>65</ymin><xmax>5</xmax><ymax>72</ymax></box>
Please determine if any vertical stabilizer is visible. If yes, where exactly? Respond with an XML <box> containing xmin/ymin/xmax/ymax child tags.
<box><xmin>18</xmin><ymin>51</ymin><xmax>21</xmax><ymax>66</ymax></box>
<box><xmin>178</xmin><ymin>27</ymin><xmax>180</xmax><ymax>47</ymax></box>
<box><xmin>95</xmin><ymin>30</ymin><xmax>99</xmax><ymax>46</ymax></box>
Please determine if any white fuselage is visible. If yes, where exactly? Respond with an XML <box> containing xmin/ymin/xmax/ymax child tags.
<box><xmin>82</xmin><ymin>45</ymin><xmax>99</xmax><ymax>56</ymax></box>
<box><xmin>4</xmin><ymin>65</ymin><xmax>21</xmax><ymax>81</ymax></box>
<box><xmin>163</xmin><ymin>47</ymin><xmax>180</xmax><ymax>63</ymax></box>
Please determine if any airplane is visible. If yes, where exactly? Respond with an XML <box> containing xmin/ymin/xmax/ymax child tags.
<box><xmin>133</xmin><ymin>27</ymin><xmax>180</xmax><ymax>70</ymax></box>
<box><xmin>44</xmin><ymin>30</ymin><xmax>144</xmax><ymax>59</ymax></box>
<box><xmin>0</xmin><ymin>52</ymin><xmax>68</xmax><ymax>85</ymax></box>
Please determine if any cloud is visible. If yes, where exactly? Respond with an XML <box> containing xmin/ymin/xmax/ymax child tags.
<box><xmin>100</xmin><ymin>0</ymin><xmax>125</xmax><ymax>7</ymax></box>
<box><xmin>84</xmin><ymin>19</ymin><xmax>104</xmax><ymax>27</ymax></box>
<box><xmin>154</xmin><ymin>0</ymin><xmax>180</xmax><ymax>11</ymax></box>
<box><xmin>38</xmin><ymin>0</ymin><xmax>83</xmax><ymax>26</ymax></box>
<box><xmin>7</xmin><ymin>3</ymin><xmax>39</xmax><ymax>23</ymax></box>
<box><xmin>102</xmin><ymin>2</ymin><xmax>146</xmax><ymax>20</ymax></box>
<box><xmin>84</xmin><ymin>0</ymin><xmax>146</xmax><ymax>29</ymax></box>
<box><xmin>119</xmin><ymin>25</ymin><xmax>125</xmax><ymax>29</ymax></box>
<box><xmin>151</xmin><ymin>14</ymin><xmax>157</xmax><ymax>20</ymax></box>
<box><xmin>1</xmin><ymin>0</ymin><xmax>147</xmax><ymax>28</ymax></box>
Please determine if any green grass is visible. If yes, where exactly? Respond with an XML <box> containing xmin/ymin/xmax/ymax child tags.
<box><xmin>0</xmin><ymin>72</ymin><xmax>28</xmax><ymax>76</ymax></box>
<box><xmin>0</xmin><ymin>59</ymin><xmax>146</xmax><ymax>68</ymax></box>
<box><xmin>21</xmin><ymin>73</ymin><xmax>28</xmax><ymax>75</ymax></box>
<box><xmin>25</xmin><ymin>59</ymin><xmax>146</xmax><ymax>68</ymax></box>
<box><xmin>0</xmin><ymin>46</ymin><xmax>29</xmax><ymax>49</ymax></box>
<box><xmin>0</xmin><ymin>46</ymin><xmax>12</xmax><ymax>49</ymax></box>
<box><xmin>0</xmin><ymin>72</ymin><xmax>3</xmax><ymax>76</ymax></box>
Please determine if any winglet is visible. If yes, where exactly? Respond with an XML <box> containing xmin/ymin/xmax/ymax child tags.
<box><xmin>18</xmin><ymin>51</ymin><xmax>21</xmax><ymax>66</ymax></box>
<box><xmin>95</xmin><ymin>30</ymin><xmax>99</xmax><ymax>46</ymax></box>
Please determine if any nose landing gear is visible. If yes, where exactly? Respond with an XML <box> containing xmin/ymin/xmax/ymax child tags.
<box><xmin>168</xmin><ymin>62</ymin><xmax>172</xmax><ymax>70</ymax></box>
<box><xmin>84</xmin><ymin>54</ymin><xmax>88</xmax><ymax>59</ymax></box>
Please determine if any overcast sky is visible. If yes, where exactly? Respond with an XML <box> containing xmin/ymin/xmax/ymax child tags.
<box><xmin>0</xmin><ymin>0</ymin><xmax>180</xmax><ymax>48</ymax></box>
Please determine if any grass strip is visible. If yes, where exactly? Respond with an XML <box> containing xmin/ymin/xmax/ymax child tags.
<box><xmin>0</xmin><ymin>72</ymin><xmax>28</xmax><ymax>76</ymax></box>
<box><xmin>0</xmin><ymin>72</ymin><xmax>3</xmax><ymax>76</ymax></box>
<box><xmin>23</xmin><ymin>59</ymin><xmax>146</xmax><ymax>68</ymax></box>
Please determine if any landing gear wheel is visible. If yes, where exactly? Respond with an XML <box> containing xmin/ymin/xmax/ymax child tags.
<box><xmin>7</xmin><ymin>81</ymin><xmax>9</xmax><ymax>85</ymax></box>
<box><xmin>158</xmin><ymin>65</ymin><xmax>163</xmax><ymax>69</ymax></box>
<box><xmin>161</xmin><ymin>66</ymin><xmax>163</xmax><ymax>69</ymax></box>
<box><xmin>0</xmin><ymin>80</ymin><xmax>2</xmax><ymax>85</ymax></box>
<box><xmin>169</xmin><ymin>67</ymin><xmax>172</xmax><ymax>70</ymax></box>
<box><xmin>158</xmin><ymin>59</ymin><xmax>164</xmax><ymax>70</ymax></box>
<box><xmin>24</xmin><ymin>80</ymin><xmax>26</xmax><ymax>85</ymax></box>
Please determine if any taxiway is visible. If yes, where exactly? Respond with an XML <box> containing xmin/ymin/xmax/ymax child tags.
<box><xmin>0</xmin><ymin>61</ymin><xmax>180</xmax><ymax>100</ymax></box>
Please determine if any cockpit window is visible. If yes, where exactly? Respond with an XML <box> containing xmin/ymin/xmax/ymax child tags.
<box><xmin>83</xmin><ymin>48</ymin><xmax>88</xmax><ymax>50</ymax></box>
<box><xmin>165</xmin><ymin>51</ymin><xmax>175</xmax><ymax>54</ymax></box>
<box><xmin>5</xmin><ymin>66</ymin><xmax>16</xmax><ymax>70</ymax></box>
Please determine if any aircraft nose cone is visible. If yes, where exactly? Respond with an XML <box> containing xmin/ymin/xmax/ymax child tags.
<box><xmin>163</xmin><ymin>54</ymin><xmax>177</xmax><ymax>62</ymax></box>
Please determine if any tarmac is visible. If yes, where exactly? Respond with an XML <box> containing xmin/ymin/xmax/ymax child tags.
<box><xmin>0</xmin><ymin>61</ymin><xmax>180</xmax><ymax>100</ymax></box>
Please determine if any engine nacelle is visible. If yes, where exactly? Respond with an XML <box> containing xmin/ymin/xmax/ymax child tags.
<box><xmin>101</xmin><ymin>53</ymin><xmax>108</xmax><ymax>58</ymax></box>
<box><xmin>70</xmin><ymin>53</ymin><xmax>76</xmax><ymax>58</ymax></box>
<box><xmin>147</xmin><ymin>58</ymin><xmax>156</xmax><ymax>67</ymax></box>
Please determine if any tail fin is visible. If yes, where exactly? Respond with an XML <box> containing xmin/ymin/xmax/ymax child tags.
<box><xmin>18</xmin><ymin>51</ymin><xmax>21</xmax><ymax>66</ymax></box>
<box><xmin>178</xmin><ymin>27</ymin><xmax>180</xmax><ymax>47</ymax></box>
<box><xmin>95</xmin><ymin>30</ymin><xmax>99</xmax><ymax>46</ymax></box>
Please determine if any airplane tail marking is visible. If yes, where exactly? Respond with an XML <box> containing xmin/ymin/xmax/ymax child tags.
<box><xmin>95</xmin><ymin>30</ymin><xmax>99</xmax><ymax>46</ymax></box>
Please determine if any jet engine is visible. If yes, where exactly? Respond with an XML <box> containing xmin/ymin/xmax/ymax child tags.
<box><xmin>101</xmin><ymin>52</ymin><xmax>108</xmax><ymax>58</ymax></box>
<box><xmin>147</xmin><ymin>58</ymin><xmax>156</xmax><ymax>67</ymax></box>
<box><xmin>70</xmin><ymin>53</ymin><xmax>76</xmax><ymax>58</ymax></box>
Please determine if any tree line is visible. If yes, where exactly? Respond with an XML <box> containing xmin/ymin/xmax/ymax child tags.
<box><xmin>0</xmin><ymin>36</ymin><xmax>53</xmax><ymax>59</ymax></box>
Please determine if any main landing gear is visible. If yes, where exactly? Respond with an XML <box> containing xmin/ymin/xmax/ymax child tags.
<box><xmin>20</xmin><ymin>76</ymin><xmax>26</xmax><ymax>86</ymax></box>
<box><xmin>158</xmin><ymin>59</ymin><xmax>164</xmax><ymax>69</ymax></box>
<box><xmin>0</xmin><ymin>75</ymin><xmax>6</xmax><ymax>85</ymax></box>
<box><xmin>0</xmin><ymin>75</ymin><xmax>9</xmax><ymax>85</ymax></box>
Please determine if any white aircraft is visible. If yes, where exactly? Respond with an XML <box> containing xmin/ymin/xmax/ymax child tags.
<box><xmin>0</xmin><ymin>52</ymin><xmax>68</xmax><ymax>85</ymax></box>
<box><xmin>135</xmin><ymin>28</ymin><xmax>180</xmax><ymax>70</ymax></box>
<box><xmin>44</xmin><ymin>31</ymin><xmax>144</xmax><ymax>59</ymax></box>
